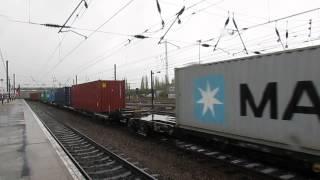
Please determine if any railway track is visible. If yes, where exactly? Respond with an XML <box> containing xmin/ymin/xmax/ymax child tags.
<box><xmin>30</xmin><ymin>101</ymin><xmax>319</xmax><ymax>180</ymax></box>
<box><xmin>156</xmin><ymin>137</ymin><xmax>318</xmax><ymax>180</ymax></box>
<box><xmin>39</xmin><ymin>112</ymin><xmax>157</xmax><ymax>180</ymax></box>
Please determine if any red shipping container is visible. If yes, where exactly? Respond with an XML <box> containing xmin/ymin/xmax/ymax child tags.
<box><xmin>71</xmin><ymin>80</ymin><xmax>125</xmax><ymax>113</ymax></box>
<box><xmin>30</xmin><ymin>92</ymin><xmax>41</xmax><ymax>101</ymax></box>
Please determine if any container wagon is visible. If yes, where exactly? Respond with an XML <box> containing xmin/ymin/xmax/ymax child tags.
<box><xmin>175</xmin><ymin>45</ymin><xmax>320</xmax><ymax>164</ymax></box>
<box><xmin>55</xmin><ymin>87</ymin><xmax>71</xmax><ymax>106</ymax></box>
<box><xmin>41</xmin><ymin>90</ymin><xmax>49</xmax><ymax>102</ymax></box>
<box><xmin>71</xmin><ymin>80</ymin><xmax>125</xmax><ymax>114</ymax></box>
<box><xmin>30</xmin><ymin>92</ymin><xmax>41</xmax><ymax>101</ymax></box>
<box><xmin>41</xmin><ymin>89</ymin><xmax>56</xmax><ymax>103</ymax></box>
<box><xmin>17</xmin><ymin>90</ymin><xmax>31</xmax><ymax>99</ymax></box>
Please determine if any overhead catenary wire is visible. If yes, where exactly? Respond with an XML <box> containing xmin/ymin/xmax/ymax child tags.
<box><xmin>1</xmin><ymin>2</ymin><xmax>255</xmax><ymax>79</ymax></box>
<box><xmin>61</xmin><ymin>37</ymin><xmax>191</xmax><ymax>82</ymax></box>
<box><xmin>80</xmin><ymin>35</ymin><xmax>320</xmax><ymax>88</ymax></box>
<box><xmin>71</xmin><ymin>19</ymin><xmax>320</xmax><ymax>84</ymax></box>
<box><xmin>147</xmin><ymin>34</ymin><xmax>320</xmax><ymax>79</ymax></box>
<box><xmin>232</xmin><ymin>14</ymin><xmax>248</xmax><ymax>54</ymax></box>
<box><xmin>68</xmin><ymin>22</ymin><xmax>320</xmax><ymax>85</ymax></box>
<box><xmin>123</xmin><ymin>23</ymin><xmax>320</xmax><ymax>78</ymax></box>
<box><xmin>213</xmin><ymin>12</ymin><xmax>230</xmax><ymax>51</ymax></box>
<box><xmin>3</xmin><ymin>2</ymin><xmax>318</xmax><ymax>86</ymax></box>
<box><xmin>57</xmin><ymin>1</ymin><xmax>220</xmax><ymax>81</ymax></box>
<box><xmin>40</xmin><ymin>1</ymin><xmax>92</xmax><ymax>76</ymax></box>
<box><xmin>58</xmin><ymin>0</ymin><xmax>88</xmax><ymax>33</ymax></box>
<box><xmin>242</xmin><ymin>7</ymin><xmax>320</xmax><ymax>31</ymax></box>
<box><xmin>66</xmin><ymin>43</ymin><xmax>196</xmax><ymax>81</ymax></box>
<box><xmin>137</xmin><ymin>28</ymin><xmax>320</xmax><ymax>85</ymax></box>
<box><xmin>46</xmin><ymin>0</ymin><xmax>136</xmax><ymax>74</ymax></box>
<box><xmin>0</xmin><ymin>0</ymin><xmax>222</xmax><ymax>42</ymax></box>
<box><xmin>158</xmin><ymin>5</ymin><xmax>185</xmax><ymax>43</ymax></box>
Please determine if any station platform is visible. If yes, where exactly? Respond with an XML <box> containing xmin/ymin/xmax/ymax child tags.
<box><xmin>0</xmin><ymin>99</ymin><xmax>83</xmax><ymax>180</ymax></box>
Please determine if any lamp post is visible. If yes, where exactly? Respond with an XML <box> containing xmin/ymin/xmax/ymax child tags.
<box><xmin>150</xmin><ymin>70</ymin><xmax>160</xmax><ymax>109</ymax></box>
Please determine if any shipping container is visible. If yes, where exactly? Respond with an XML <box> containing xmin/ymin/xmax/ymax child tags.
<box><xmin>41</xmin><ymin>89</ymin><xmax>56</xmax><ymax>103</ymax></box>
<box><xmin>71</xmin><ymin>80</ymin><xmax>125</xmax><ymax>113</ymax></box>
<box><xmin>175</xmin><ymin>45</ymin><xmax>320</xmax><ymax>157</ymax></box>
<box><xmin>55</xmin><ymin>87</ymin><xmax>71</xmax><ymax>106</ymax></box>
<box><xmin>30</xmin><ymin>92</ymin><xmax>41</xmax><ymax>101</ymax></box>
<box><xmin>41</xmin><ymin>90</ymin><xmax>48</xmax><ymax>102</ymax></box>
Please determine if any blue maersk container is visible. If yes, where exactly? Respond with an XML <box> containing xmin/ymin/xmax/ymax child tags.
<box><xmin>54</xmin><ymin>87</ymin><xmax>71</xmax><ymax>106</ymax></box>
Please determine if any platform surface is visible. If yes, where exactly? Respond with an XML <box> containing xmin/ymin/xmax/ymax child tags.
<box><xmin>0</xmin><ymin>99</ymin><xmax>75</xmax><ymax>180</ymax></box>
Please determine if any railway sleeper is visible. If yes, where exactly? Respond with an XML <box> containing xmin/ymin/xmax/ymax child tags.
<box><xmin>91</xmin><ymin>171</ymin><xmax>134</xmax><ymax>180</ymax></box>
<box><xmin>54</xmin><ymin>128</ymin><xmax>70</xmax><ymax>131</ymax></box>
<box><xmin>59</xmin><ymin>138</ymin><xmax>86</xmax><ymax>144</ymax></box>
<box><xmin>71</xmin><ymin>147</ymin><xmax>97</xmax><ymax>154</ymax></box>
<box><xmin>64</xmin><ymin>142</ymin><xmax>92</xmax><ymax>148</ymax></box>
<box><xmin>71</xmin><ymin>149</ymin><xmax>100</xmax><ymax>156</ymax></box>
<box><xmin>77</xmin><ymin>152</ymin><xmax>104</xmax><ymax>160</ymax></box>
<box><xmin>84</xmin><ymin>162</ymin><xmax>122</xmax><ymax>173</ymax></box>
<box><xmin>63</xmin><ymin>141</ymin><xmax>90</xmax><ymax>147</ymax></box>
<box><xmin>58</xmin><ymin>136</ymin><xmax>83</xmax><ymax>141</ymax></box>
<box><xmin>54</xmin><ymin>130</ymin><xmax>74</xmax><ymax>134</ymax></box>
<box><xmin>55</xmin><ymin>134</ymin><xmax>78</xmax><ymax>139</ymax></box>
<box><xmin>77</xmin><ymin>156</ymin><xmax>112</xmax><ymax>166</ymax></box>
<box><xmin>173</xmin><ymin>139</ymin><xmax>301</xmax><ymax>179</ymax></box>
<box><xmin>55</xmin><ymin>131</ymin><xmax>76</xmax><ymax>135</ymax></box>
<box><xmin>65</xmin><ymin>145</ymin><xmax>94</xmax><ymax>152</ymax></box>
<box><xmin>82</xmin><ymin>160</ymin><xmax>117</xmax><ymax>170</ymax></box>
<box><xmin>103</xmin><ymin>171</ymin><xmax>134</xmax><ymax>180</ymax></box>
<box><xmin>87</xmin><ymin>165</ymin><xmax>131</xmax><ymax>179</ymax></box>
<box><xmin>58</xmin><ymin>135</ymin><xmax>83</xmax><ymax>141</ymax></box>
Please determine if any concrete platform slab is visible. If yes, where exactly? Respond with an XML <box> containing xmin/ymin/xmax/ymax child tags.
<box><xmin>0</xmin><ymin>100</ymin><xmax>84</xmax><ymax>180</ymax></box>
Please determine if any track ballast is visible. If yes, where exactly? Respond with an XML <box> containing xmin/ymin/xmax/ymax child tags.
<box><xmin>39</xmin><ymin>113</ymin><xmax>157</xmax><ymax>180</ymax></box>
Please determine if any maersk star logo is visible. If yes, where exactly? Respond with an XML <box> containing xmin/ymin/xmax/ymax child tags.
<box><xmin>194</xmin><ymin>75</ymin><xmax>225</xmax><ymax>123</ymax></box>
<box><xmin>197</xmin><ymin>82</ymin><xmax>223</xmax><ymax>116</ymax></box>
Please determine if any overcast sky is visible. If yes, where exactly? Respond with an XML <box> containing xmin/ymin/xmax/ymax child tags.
<box><xmin>0</xmin><ymin>0</ymin><xmax>320</xmax><ymax>90</ymax></box>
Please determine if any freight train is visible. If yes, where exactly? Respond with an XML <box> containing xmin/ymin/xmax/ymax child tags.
<box><xmin>26</xmin><ymin>45</ymin><xmax>320</xmax><ymax>173</ymax></box>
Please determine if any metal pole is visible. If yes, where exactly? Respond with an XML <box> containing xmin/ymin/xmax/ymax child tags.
<box><xmin>6</xmin><ymin>61</ymin><xmax>8</xmax><ymax>93</ymax></box>
<box><xmin>151</xmin><ymin>70</ymin><xmax>154</xmax><ymax>109</ymax></box>
<box><xmin>13</xmin><ymin>73</ymin><xmax>15</xmax><ymax>96</ymax></box>
<box><xmin>165</xmin><ymin>40</ymin><xmax>168</xmax><ymax>86</ymax></box>
<box><xmin>8</xmin><ymin>78</ymin><xmax>10</xmax><ymax>101</ymax></box>
<box><xmin>76</xmin><ymin>75</ymin><xmax>78</xmax><ymax>85</ymax></box>
<box><xmin>114</xmin><ymin>64</ymin><xmax>116</xmax><ymax>80</ymax></box>
<box><xmin>198</xmin><ymin>40</ymin><xmax>201</xmax><ymax>64</ymax></box>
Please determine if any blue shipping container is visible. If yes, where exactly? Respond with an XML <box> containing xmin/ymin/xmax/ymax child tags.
<box><xmin>55</xmin><ymin>87</ymin><xmax>71</xmax><ymax>106</ymax></box>
<box><xmin>47</xmin><ymin>89</ymin><xmax>56</xmax><ymax>103</ymax></box>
